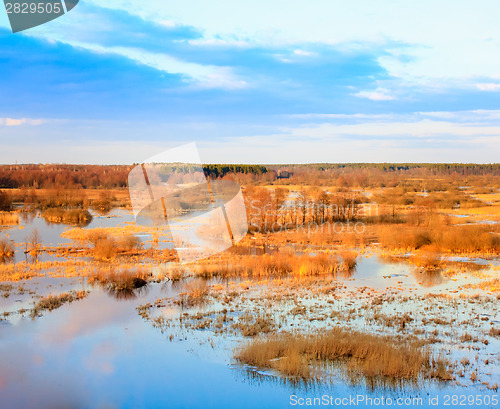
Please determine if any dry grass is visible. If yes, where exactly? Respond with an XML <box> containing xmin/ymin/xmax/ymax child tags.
<box><xmin>234</xmin><ymin>328</ymin><xmax>452</xmax><ymax>384</ymax></box>
<box><xmin>232</xmin><ymin>312</ymin><xmax>275</xmax><ymax>337</ymax></box>
<box><xmin>88</xmin><ymin>268</ymin><xmax>150</xmax><ymax>292</ymax></box>
<box><xmin>31</xmin><ymin>290</ymin><xmax>88</xmax><ymax>317</ymax></box>
<box><xmin>0</xmin><ymin>238</ymin><xmax>15</xmax><ymax>261</ymax></box>
<box><xmin>116</xmin><ymin>235</ymin><xmax>142</xmax><ymax>251</ymax></box>
<box><xmin>410</xmin><ymin>252</ymin><xmax>442</xmax><ymax>270</ymax></box>
<box><xmin>339</xmin><ymin>250</ymin><xmax>358</xmax><ymax>273</ymax></box>
<box><xmin>456</xmin><ymin>204</ymin><xmax>500</xmax><ymax>216</ymax></box>
<box><xmin>0</xmin><ymin>212</ymin><xmax>19</xmax><ymax>225</ymax></box>
<box><xmin>377</xmin><ymin>224</ymin><xmax>499</xmax><ymax>253</ymax></box>
<box><xmin>93</xmin><ymin>236</ymin><xmax>118</xmax><ymax>260</ymax></box>
<box><xmin>75</xmin><ymin>230</ymin><xmax>143</xmax><ymax>260</ymax></box>
<box><xmin>196</xmin><ymin>252</ymin><xmax>343</xmax><ymax>279</ymax></box>
<box><xmin>26</xmin><ymin>229</ymin><xmax>42</xmax><ymax>258</ymax></box>
<box><xmin>489</xmin><ymin>328</ymin><xmax>500</xmax><ymax>338</ymax></box>
<box><xmin>177</xmin><ymin>279</ymin><xmax>209</xmax><ymax>307</ymax></box>
<box><xmin>42</xmin><ymin>208</ymin><xmax>92</xmax><ymax>225</ymax></box>
<box><xmin>168</xmin><ymin>265</ymin><xmax>187</xmax><ymax>282</ymax></box>
<box><xmin>90</xmin><ymin>193</ymin><xmax>114</xmax><ymax>214</ymax></box>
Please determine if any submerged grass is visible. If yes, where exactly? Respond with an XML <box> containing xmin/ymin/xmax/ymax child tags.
<box><xmin>31</xmin><ymin>290</ymin><xmax>88</xmax><ymax>318</ymax></box>
<box><xmin>177</xmin><ymin>279</ymin><xmax>210</xmax><ymax>308</ymax></box>
<box><xmin>234</xmin><ymin>328</ymin><xmax>453</xmax><ymax>385</ymax></box>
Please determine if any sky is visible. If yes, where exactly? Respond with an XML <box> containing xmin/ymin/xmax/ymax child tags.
<box><xmin>0</xmin><ymin>0</ymin><xmax>499</xmax><ymax>164</ymax></box>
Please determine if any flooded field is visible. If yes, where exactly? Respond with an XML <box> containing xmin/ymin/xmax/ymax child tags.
<box><xmin>1</xmin><ymin>208</ymin><xmax>499</xmax><ymax>408</ymax></box>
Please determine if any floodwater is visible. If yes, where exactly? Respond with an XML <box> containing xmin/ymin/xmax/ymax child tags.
<box><xmin>0</xmin><ymin>211</ymin><xmax>499</xmax><ymax>408</ymax></box>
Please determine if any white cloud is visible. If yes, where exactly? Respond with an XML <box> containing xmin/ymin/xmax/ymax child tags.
<box><xmin>72</xmin><ymin>43</ymin><xmax>249</xmax><ymax>89</ymax></box>
<box><xmin>353</xmin><ymin>88</ymin><xmax>395</xmax><ymax>101</ymax></box>
<box><xmin>0</xmin><ymin>118</ymin><xmax>45</xmax><ymax>126</ymax></box>
<box><xmin>287</xmin><ymin>113</ymin><xmax>392</xmax><ymax>120</ymax></box>
<box><xmin>82</xmin><ymin>0</ymin><xmax>500</xmax><ymax>87</ymax></box>
<box><xmin>293</xmin><ymin>49</ymin><xmax>316</xmax><ymax>57</ymax></box>
<box><xmin>0</xmin><ymin>113</ymin><xmax>498</xmax><ymax>164</ymax></box>
<box><xmin>476</xmin><ymin>83</ymin><xmax>500</xmax><ymax>91</ymax></box>
<box><xmin>188</xmin><ymin>38</ymin><xmax>251</xmax><ymax>48</ymax></box>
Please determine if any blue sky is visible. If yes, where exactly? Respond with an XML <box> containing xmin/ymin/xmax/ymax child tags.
<box><xmin>0</xmin><ymin>0</ymin><xmax>499</xmax><ymax>163</ymax></box>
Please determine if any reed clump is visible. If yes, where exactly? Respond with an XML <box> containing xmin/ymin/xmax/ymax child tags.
<box><xmin>42</xmin><ymin>208</ymin><xmax>92</xmax><ymax>225</ymax></box>
<box><xmin>116</xmin><ymin>235</ymin><xmax>142</xmax><ymax>251</ymax></box>
<box><xmin>93</xmin><ymin>236</ymin><xmax>118</xmax><ymax>260</ymax></box>
<box><xmin>178</xmin><ymin>279</ymin><xmax>209</xmax><ymax>307</ymax></box>
<box><xmin>0</xmin><ymin>190</ymin><xmax>13</xmax><ymax>211</ymax></box>
<box><xmin>85</xmin><ymin>231</ymin><xmax>142</xmax><ymax>260</ymax></box>
<box><xmin>31</xmin><ymin>290</ymin><xmax>88</xmax><ymax>318</ymax></box>
<box><xmin>339</xmin><ymin>250</ymin><xmax>358</xmax><ymax>273</ymax></box>
<box><xmin>0</xmin><ymin>238</ymin><xmax>15</xmax><ymax>261</ymax></box>
<box><xmin>88</xmin><ymin>268</ymin><xmax>150</xmax><ymax>292</ymax></box>
<box><xmin>234</xmin><ymin>328</ymin><xmax>453</xmax><ymax>383</ymax></box>
<box><xmin>489</xmin><ymin>328</ymin><xmax>500</xmax><ymax>338</ymax></box>
<box><xmin>232</xmin><ymin>312</ymin><xmax>275</xmax><ymax>337</ymax></box>
<box><xmin>168</xmin><ymin>265</ymin><xmax>187</xmax><ymax>282</ymax></box>
<box><xmin>377</xmin><ymin>224</ymin><xmax>500</xmax><ymax>253</ymax></box>
<box><xmin>196</xmin><ymin>252</ymin><xmax>344</xmax><ymax>279</ymax></box>
<box><xmin>0</xmin><ymin>211</ymin><xmax>19</xmax><ymax>225</ymax></box>
<box><xmin>410</xmin><ymin>252</ymin><xmax>442</xmax><ymax>270</ymax></box>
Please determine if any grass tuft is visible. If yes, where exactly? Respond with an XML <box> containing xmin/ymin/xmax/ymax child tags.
<box><xmin>234</xmin><ymin>328</ymin><xmax>453</xmax><ymax>385</ymax></box>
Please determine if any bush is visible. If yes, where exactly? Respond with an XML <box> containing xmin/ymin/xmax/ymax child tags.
<box><xmin>0</xmin><ymin>190</ymin><xmax>12</xmax><ymax>211</ymax></box>
<box><xmin>93</xmin><ymin>236</ymin><xmax>118</xmax><ymax>260</ymax></box>
<box><xmin>0</xmin><ymin>238</ymin><xmax>15</xmax><ymax>261</ymax></box>
<box><xmin>91</xmin><ymin>193</ymin><xmax>114</xmax><ymax>214</ymax></box>
<box><xmin>88</xmin><ymin>268</ymin><xmax>150</xmax><ymax>300</ymax></box>
<box><xmin>0</xmin><ymin>212</ymin><xmax>19</xmax><ymax>225</ymax></box>
<box><xmin>42</xmin><ymin>208</ymin><xmax>92</xmax><ymax>226</ymax></box>
<box><xmin>117</xmin><ymin>235</ymin><xmax>141</xmax><ymax>251</ymax></box>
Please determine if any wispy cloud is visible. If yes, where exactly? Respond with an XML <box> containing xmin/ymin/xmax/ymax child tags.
<box><xmin>0</xmin><ymin>118</ymin><xmax>45</xmax><ymax>126</ymax></box>
<box><xmin>353</xmin><ymin>88</ymin><xmax>395</xmax><ymax>101</ymax></box>
<box><xmin>476</xmin><ymin>83</ymin><xmax>500</xmax><ymax>91</ymax></box>
<box><xmin>0</xmin><ymin>2</ymin><xmax>499</xmax><ymax>163</ymax></box>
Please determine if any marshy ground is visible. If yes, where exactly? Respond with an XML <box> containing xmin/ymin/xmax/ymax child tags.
<box><xmin>0</xmin><ymin>166</ymin><xmax>499</xmax><ymax>408</ymax></box>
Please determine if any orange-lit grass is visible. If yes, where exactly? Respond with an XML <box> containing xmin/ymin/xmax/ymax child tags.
<box><xmin>31</xmin><ymin>290</ymin><xmax>88</xmax><ymax>317</ymax></box>
<box><xmin>377</xmin><ymin>224</ymin><xmax>499</xmax><ymax>254</ymax></box>
<box><xmin>195</xmin><ymin>252</ymin><xmax>348</xmax><ymax>279</ymax></box>
<box><xmin>0</xmin><ymin>238</ymin><xmax>15</xmax><ymax>260</ymax></box>
<box><xmin>0</xmin><ymin>212</ymin><xmax>19</xmax><ymax>225</ymax></box>
<box><xmin>177</xmin><ymin>279</ymin><xmax>209</xmax><ymax>307</ymax></box>
<box><xmin>88</xmin><ymin>268</ymin><xmax>150</xmax><ymax>292</ymax></box>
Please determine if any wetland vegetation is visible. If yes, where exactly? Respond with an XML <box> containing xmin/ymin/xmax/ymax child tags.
<box><xmin>0</xmin><ymin>163</ymin><xmax>499</xmax><ymax>408</ymax></box>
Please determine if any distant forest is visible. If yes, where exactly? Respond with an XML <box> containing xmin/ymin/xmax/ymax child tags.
<box><xmin>0</xmin><ymin>163</ymin><xmax>498</xmax><ymax>189</ymax></box>
<box><xmin>272</xmin><ymin>163</ymin><xmax>500</xmax><ymax>175</ymax></box>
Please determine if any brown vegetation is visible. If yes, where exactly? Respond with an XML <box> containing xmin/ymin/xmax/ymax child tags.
<box><xmin>234</xmin><ymin>328</ymin><xmax>452</xmax><ymax>384</ymax></box>
<box><xmin>42</xmin><ymin>208</ymin><xmax>93</xmax><ymax>225</ymax></box>
<box><xmin>31</xmin><ymin>290</ymin><xmax>88</xmax><ymax>317</ymax></box>
<box><xmin>0</xmin><ymin>211</ymin><xmax>19</xmax><ymax>225</ymax></box>
<box><xmin>88</xmin><ymin>268</ymin><xmax>150</xmax><ymax>298</ymax></box>
<box><xmin>196</xmin><ymin>252</ymin><xmax>347</xmax><ymax>279</ymax></box>
<box><xmin>91</xmin><ymin>234</ymin><xmax>143</xmax><ymax>260</ymax></box>
<box><xmin>0</xmin><ymin>238</ymin><xmax>15</xmax><ymax>261</ymax></box>
<box><xmin>0</xmin><ymin>190</ymin><xmax>13</xmax><ymax>211</ymax></box>
<box><xmin>177</xmin><ymin>279</ymin><xmax>210</xmax><ymax>307</ymax></box>
<box><xmin>26</xmin><ymin>229</ymin><xmax>42</xmax><ymax>258</ymax></box>
<box><xmin>377</xmin><ymin>224</ymin><xmax>500</xmax><ymax>253</ymax></box>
